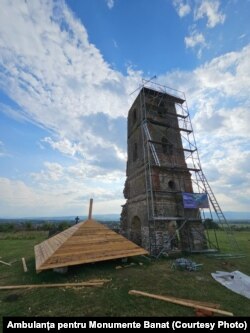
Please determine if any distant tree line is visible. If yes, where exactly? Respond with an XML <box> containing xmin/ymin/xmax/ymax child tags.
<box><xmin>203</xmin><ymin>219</ymin><xmax>250</xmax><ymax>231</ymax></box>
<box><xmin>0</xmin><ymin>220</ymin><xmax>120</xmax><ymax>233</ymax></box>
<box><xmin>0</xmin><ymin>221</ymin><xmax>73</xmax><ymax>233</ymax></box>
<box><xmin>204</xmin><ymin>219</ymin><xmax>220</xmax><ymax>230</ymax></box>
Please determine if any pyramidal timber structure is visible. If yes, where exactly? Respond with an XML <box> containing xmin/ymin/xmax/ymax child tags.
<box><xmin>35</xmin><ymin>200</ymin><xmax>148</xmax><ymax>272</ymax></box>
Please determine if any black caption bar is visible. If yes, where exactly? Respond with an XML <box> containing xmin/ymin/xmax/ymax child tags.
<box><xmin>3</xmin><ymin>317</ymin><xmax>249</xmax><ymax>332</ymax></box>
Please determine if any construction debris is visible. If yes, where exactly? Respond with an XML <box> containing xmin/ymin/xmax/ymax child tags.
<box><xmin>129</xmin><ymin>290</ymin><xmax>233</xmax><ymax>317</ymax></box>
<box><xmin>0</xmin><ymin>260</ymin><xmax>11</xmax><ymax>267</ymax></box>
<box><xmin>211</xmin><ymin>271</ymin><xmax>250</xmax><ymax>299</ymax></box>
<box><xmin>21</xmin><ymin>257</ymin><xmax>28</xmax><ymax>272</ymax></box>
<box><xmin>0</xmin><ymin>279</ymin><xmax>111</xmax><ymax>290</ymax></box>
<box><xmin>115</xmin><ymin>266</ymin><xmax>123</xmax><ymax>270</ymax></box>
<box><xmin>115</xmin><ymin>262</ymin><xmax>137</xmax><ymax>270</ymax></box>
<box><xmin>172</xmin><ymin>258</ymin><xmax>203</xmax><ymax>271</ymax></box>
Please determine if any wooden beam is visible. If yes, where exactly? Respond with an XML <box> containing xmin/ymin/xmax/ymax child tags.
<box><xmin>88</xmin><ymin>198</ymin><xmax>93</xmax><ymax>219</ymax></box>
<box><xmin>21</xmin><ymin>257</ymin><xmax>28</xmax><ymax>272</ymax></box>
<box><xmin>161</xmin><ymin>295</ymin><xmax>220</xmax><ymax>309</ymax></box>
<box><xmin>129</xmin><ymin>290</ymin><xmax>233</xmax><ymax>317</ymax></box>
<box><xmin>0</xmin><ymin>260</ymin><xmax>11</xmax><ymax>266</ymax></box>
<box><xmin>0</xmin><ymin>279</ymin><xmax>111</xmax><ymax>290</ymax></box>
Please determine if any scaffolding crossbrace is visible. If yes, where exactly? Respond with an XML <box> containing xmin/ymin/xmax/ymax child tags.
<box><xmin>138</xmin><ymin>79</ymin><xmax>240</xmax><ymax>256</ymax></box>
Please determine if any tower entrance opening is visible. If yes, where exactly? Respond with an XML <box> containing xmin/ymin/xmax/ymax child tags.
<box><xmin>130</xmin><ymin>216</ymin><xmax>142</xmax><ymax>246</ymax></box>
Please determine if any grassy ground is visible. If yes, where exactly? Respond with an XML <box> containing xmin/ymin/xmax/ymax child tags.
<box><xmin>0</xmin><ymin>229</ymin><xmax>250</xmax><ymax>326</ymax></box>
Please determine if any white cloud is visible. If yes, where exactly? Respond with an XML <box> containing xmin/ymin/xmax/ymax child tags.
<box><xmin>106</xmin><ymin>0</ymin><xmax>114</xmax><ymax>9</ymax></box>
<box><xmin>0</xmin><ymin>0</ymin><xmax>139</xmax><ymax>123</ymax></box>
<box><xmin>173</xmin><ymin>1</ymin><xmax>191</xmax><ymax>17</ymax></box>
<box><xmin>41</xmin><ymin>162</ymin><xmax>64</xmax><ymax>181</ymax></box>
<box><xmin>185</xmin><ymin>30</ymin><xmax>206</xmax><ymax>48</ymax></box>
<box><xmin>0</xmin><ymin>175</ymin><xmax>124</xmax><ymax>217</ymax></box>
<box><xmin>157</xmin><ymin>44</ymin><xmax>250</xmax><ymax>212</ymax></box>
<box><xmin>0</xmin><ymin>157</ymin><xmax>125</xmax><ymax>217</ymax></box>
<box><xmin>113</xmin><ymin>39</ymin><xmax>118</xmax><ymax>48</ymax></box>
<box><xmin>195</xmin><ymin>0</ymin><xmax>225</xmax><ymax>28</ymax></box>
<box><xmin>0</xmin><ymin>140</ymin><xmax>11</xmax><ymax>157</ymax></box>
<box><xmin>179</xmin><ymin>3</ymin><xmax>191</xmax><ymax>17</ymax></box>
<box><xmin>0</xmin><ymin>0</ymin><xmax>134</xmax><ymax>216</ymax></box>
<box><xmin>31</xmin><ymin>160</ymin><xmax>124</xmax><ymax>184</ymax></box>
<box><xmin>42</xmin><ymin>137</ymin><xmax>84</xmax><ymax>158</ymax></box>
<box><xmin>27</xmin><ymin>160</ymin><xmax>125</xmax><ymax>216</ymax></box>
<box><xmin>199</xmin><ymin>148</ymin><xmax>250</xmax><ymax>212</ymax></box>
<box><xmin>0</xmin><ymin>177</ymin><xmax>40</xmax><ymax>211</ymax></box>
<box><xmin>0</xmin><ymin>0</ymin><xmax>138</xmax><ymax>169</ymax></box>
<box><xmin>42</xmin><ymin>129</ymin><xmax>127</xmax><ymax>164</ymax></box>
<box><xmin>0</xmin><ymin>0</ymin><xmax>249</xmax><ymax>216</ymax></box>
<box><xmin>0</xmin><ymin>141</ymin><xmax>5</xmax><ymax>157</ymax></box>
<box><xmin>161</xmin><ymin>44</ymin><xmax>250</xmax><ymax>107</ymax></box>
<box><xmin>184</xmin><ymin>29</ymin><xmax>206</xmax><ymax>57</ymax></box>
<box><xmin>194</xmin><ymin>106</ymin><xmax>250</xmax><ymax>139</ymax></box>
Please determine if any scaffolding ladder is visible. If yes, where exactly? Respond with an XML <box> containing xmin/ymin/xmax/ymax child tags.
<box><xmin>143</xmin><ymin>122</ymin><xmax>160</xmax><ymax>166</ymax></box>
<box><xmin>197</xmin><ymin>168</ymin><xmax>240</xmax><ymax>252</ymax></box>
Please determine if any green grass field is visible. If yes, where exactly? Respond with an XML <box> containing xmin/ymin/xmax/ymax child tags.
<box><xmin>0</xmin><ymin>229</ymin><xmax>250</xmax><ymax>326</ymax></box>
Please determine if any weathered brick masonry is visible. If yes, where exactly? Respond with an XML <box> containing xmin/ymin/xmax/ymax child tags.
<box><xmin>121</xmin><ymin>87</ymin><xmax>206</xmax><ymax>255</ymax></box>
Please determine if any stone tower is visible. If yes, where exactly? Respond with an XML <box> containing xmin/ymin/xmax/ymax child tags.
<box><xmin>121</xmin><ymin>86</ymin><xmax>207</xmax><ymax>255</ymax></box>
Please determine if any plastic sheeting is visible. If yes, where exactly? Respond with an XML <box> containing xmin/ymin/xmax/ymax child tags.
<box><xmin>211</xmin><ymin>270</ymin><xmax>250</xmax><ymax>299</ymax></box>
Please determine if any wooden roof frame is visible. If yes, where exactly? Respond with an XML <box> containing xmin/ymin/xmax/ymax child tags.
<box><xmin>34</xmin><ymin>218</ymin><xmax>148</xmax><ymax>273</ymax></box>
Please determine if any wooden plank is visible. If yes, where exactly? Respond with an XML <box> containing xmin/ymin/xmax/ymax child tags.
<box><xmin>50</xmin><ymin>247</ymin><xmax>147</xmax><ymax>261</ymax></box>
<box><xmin>34</xmin><ymin>246</ymin><xmax>42</xmax><ymax>269</ymax></box>
<box><xmin>47</xmin><ymin>249</ymin><xmax>146</xmax><ymax>265</ymax></box>
<box><xmin>129</xmin><ymin>290</ymin><xmax>233</xmax><ymax>317</ymax></box>
<box><xmin>34</xmin><ymin>222</ymin><xmax>84</xmax><ymax>269</ymax></box>
<box><xmin>64</xmin><ymin>237</ymin><xmax>127</xmax><ymax>246</ymax></box>
<box><xmin>159</xmin><ymin>295</ymin><xmax>220</xmax><ymax>309</ymax></box>
<box><xmin>0</xmin><ymin>260</ymin><xmax>11</xmax><ymax>266</ymax></box>
<box><xmin>38</xmin><ymin>247</ymin><xmax>147</xmax><ymax>270</ymax></box>
<box><xmin>21</xmin><ymin>258</ymin><xmax>28</xmax><ymax>272</ymax></box>
<box><xmin>54</xmin><ymin>242</ymin><xmax>141</xmax><ymax>255</ymax></box>
<box><xmin>0</xmin><ymin>279</ymin><xmax>111</xmax><ymax>290</ymax></box>
<box><xmin>39</xmin><ymin>248</ymin><xmax>147</xmax><ymax>270</ymax></box>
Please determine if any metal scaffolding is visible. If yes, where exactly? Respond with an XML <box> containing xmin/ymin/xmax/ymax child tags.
<box><xmin>137</xmin><ymin>79</ymin><xmax>239</xmax><ymax>255</ymax></box>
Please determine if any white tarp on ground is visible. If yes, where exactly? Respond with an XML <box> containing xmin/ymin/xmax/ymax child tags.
<box><xmin>211</xmin><ymin>271</ymin><xmax>250</xmax><ymax>299</ymax></box>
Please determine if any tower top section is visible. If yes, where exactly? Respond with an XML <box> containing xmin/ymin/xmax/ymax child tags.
<box><xmin>137</xmin><ymin>86</ymin><xmax>185</xmax><ymax>105</ymax></box>
<box><xmin>130</xmin><ymin>80</ymin><xmax>186</xmax><ymax>106</ymax></box>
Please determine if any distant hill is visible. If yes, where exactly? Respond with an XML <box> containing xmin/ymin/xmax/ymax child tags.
<box><xmin>223</xmin><ymin>211</ymin><xmax>250</xmax><ymax>220</ymax></box>
<box><xmin>0</xmin><ymin>214</ymin><xmax>120</xmax><ymax>223</ymax></box>
<box><xmin>204</xmin><ymin>211</ymin><xmax>250</xmax><ymax>220</ymax></box>
<box><xmin>1</xmin><ymin>211</ymin><xmax>250</xmax><ymax>223</ymax></box>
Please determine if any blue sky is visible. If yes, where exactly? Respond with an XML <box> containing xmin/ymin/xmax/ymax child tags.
<box><xmin>0</xmin><ymin>0</ymin><xmax>249</xmax><ymax>217</ymax></box>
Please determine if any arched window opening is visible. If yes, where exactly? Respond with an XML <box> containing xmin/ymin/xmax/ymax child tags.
<box><xmin>168</xmin><ymin>180</ymin><xmax>175</xmax><ymax>190</ymax></box>
<box><xmin>131</xmin><ymin>216</ymin><xmax>142</xmax><ymax>246</ymax></box>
